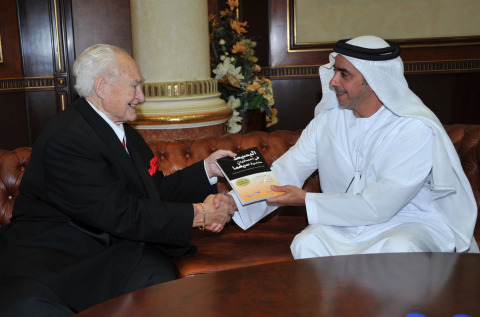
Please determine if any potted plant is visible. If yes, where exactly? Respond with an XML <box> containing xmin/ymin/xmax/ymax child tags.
<box><xmin>209</xmin><ymin>0</ymin><xmax>278</xmax><ymax>133</ymax></box>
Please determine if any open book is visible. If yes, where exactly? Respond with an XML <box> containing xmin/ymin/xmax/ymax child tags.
<box><xmin>216</xmin><ymin>147</ymin><xmax>282</xmax><ymax>205</ymax></box>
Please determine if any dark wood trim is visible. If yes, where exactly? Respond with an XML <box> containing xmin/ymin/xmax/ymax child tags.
<box><xmin>270</xmin><ymin>0</ymin><xmax>328</xmax><ymax>66</ymax></box>
<box><xmin>50</xmin><ymin>0</ymin><xmax>75</xmax><ymax>111</ymax></box>
<box><xmin>0</xmin><ymin>0</ymin><xmax>23</xmax><ymax>77</ymax></box>
<box><xmin>1</xmin><ymin>0</ymin><xmax>133</xmax><ymax>149</ymax></box>
<box><xmin>261</xmin><ymin>59</ymin><xmax>480</xmax><ymax>79</ymax></box>
<box><xmin>403</xmin><ymin>59</ymin><xmax>480</xmax><ymax>74</ymax></box>
<box><xmin>0</xmin><ymin>76</ymin><xmax>55</xmax><ymax>91</ymax></box>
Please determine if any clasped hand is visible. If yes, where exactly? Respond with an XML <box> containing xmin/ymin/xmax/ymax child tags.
<box><xmin>194</xmin><ymin>194</ymin><xmax>237</xmax><ymax>233</ymax></box>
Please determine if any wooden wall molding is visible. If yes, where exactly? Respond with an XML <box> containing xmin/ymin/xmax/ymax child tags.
<box><xmin>403</xmin><ymin>59</ymin><xmax>480</xmax><ymax>74</ymax></box>
<box><xmin>261</xmin><ymin>66</ymin><xmax>319</xmax><ymax>79</ymax></box>
<box><xmin>261</xmin><ymin>59</ymin><xmax>480</xmax><ymax>79</ymax></box>
<box><xmin>0</xmin><ymin>76</ymin><xmax>55</xmax><ymax>91</ymax></box>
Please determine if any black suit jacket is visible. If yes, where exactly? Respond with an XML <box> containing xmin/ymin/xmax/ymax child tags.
<box><xmin>0</xmin><ymin>98</ymin><xmax>217</xmax><ymax>311</ymax></box>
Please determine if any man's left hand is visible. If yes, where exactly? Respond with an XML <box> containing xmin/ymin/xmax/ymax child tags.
<box><xmin>205</xmin><ymin>150</ymin><xmax>236</xmax><ymax>178</ymax></box>
<box><xmin>266</xmin><ymin>185</ymin><xmax>306</xmax><ymax>206</ymax></box>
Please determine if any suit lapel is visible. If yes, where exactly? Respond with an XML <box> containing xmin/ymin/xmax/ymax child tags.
<box><xmin>73</xmin><ymin>99</ymin><xmax>147</xmax><ymax>196</ymax></box>
<box><xmin>127</xmin><ymin>142</ymin><xmax>160</xmax><ymax>201</ymax></box>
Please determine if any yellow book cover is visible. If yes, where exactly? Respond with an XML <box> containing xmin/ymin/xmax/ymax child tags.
<box><xmin>216</xmin><ymin>147</ymin><xmax>282</xmax><ymax>205</ymax></box>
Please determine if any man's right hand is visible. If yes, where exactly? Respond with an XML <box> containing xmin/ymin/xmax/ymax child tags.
<box><xmin>213</xmin><ymin>193</ymin><xmax>237</xmax><ymax>212</ymax></box>
<box><xmin>193</xmin><ymin>194</ymin><xmax>236</xmax><ymax>232</ymax></box>
<box><xmin>206</xmin><ymin>194</ymin><xmax>237</xmax><ymax>232</ymax></box>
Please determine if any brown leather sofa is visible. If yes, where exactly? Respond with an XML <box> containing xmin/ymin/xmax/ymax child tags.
<box><xmin>1</xmin><ymin>126</ymin><xmax>479</xmax><ymax>279</ymax></box>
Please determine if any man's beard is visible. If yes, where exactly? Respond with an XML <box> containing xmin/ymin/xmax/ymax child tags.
<box><xmin>335</xmin><ymin>88</ymin><xmax>355</xmax><ymax>110</ymax></box>
<box><xmin>338</xmin><ymin>101</ymin><xmax>355</xmax><ymax>110</ymax></box>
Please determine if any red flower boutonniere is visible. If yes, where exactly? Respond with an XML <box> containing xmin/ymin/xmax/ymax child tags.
<box><xmin>148</xmin><ymin>156</ymin><xmax>159</xmax><ymax>176</ymax></box>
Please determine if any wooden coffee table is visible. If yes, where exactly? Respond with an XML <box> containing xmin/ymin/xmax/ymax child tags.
<box><xmin>76</xmin><ymin>252</ymin><xmax>480</xmax><ymax>316</ymax></box>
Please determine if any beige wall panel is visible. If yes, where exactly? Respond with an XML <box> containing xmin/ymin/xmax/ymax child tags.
<box><xmin>294</xmin><ymin>0</ymin><xmax>480</xmax><ymax>43</ymax></box>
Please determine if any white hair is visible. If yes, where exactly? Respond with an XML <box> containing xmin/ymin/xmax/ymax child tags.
<box><xmin>73</xmin><ymin>44</ymin><xmax>128</xmax><ymax>97</ymax></box>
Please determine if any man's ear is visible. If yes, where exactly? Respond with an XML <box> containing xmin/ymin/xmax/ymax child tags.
<box><xmin>94</xmin><ymin>76</ymin><xmax>106</xmax><ymax>99</ymax></box>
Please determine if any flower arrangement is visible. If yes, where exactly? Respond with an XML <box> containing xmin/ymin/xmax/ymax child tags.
<box><xmin>209</xmin><ymin>1</ymin><xmax>278</xmax><ymax>133</ymax></box>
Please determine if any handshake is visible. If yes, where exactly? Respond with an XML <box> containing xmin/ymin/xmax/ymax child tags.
<box><xmin>193</xmin><ymin>194</ymin><xmax>237</xmax><ymax>233</ymax></box>
<box><xmin>191</xmin><ymin>149</ymin><xmax>239</xmax><ymax>233</ymax></box>
<box><xmin>190</xmin><ymin>149</ymin><xmax>241</xmax><ymax>232</ymax></box>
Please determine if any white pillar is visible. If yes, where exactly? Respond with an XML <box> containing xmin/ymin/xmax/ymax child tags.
<box><xmin>130</xmin><ymin>0</ymin><xmax>231</xmax><ymax>134</ymax></box>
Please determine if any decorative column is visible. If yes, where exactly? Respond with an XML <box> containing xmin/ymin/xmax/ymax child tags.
<box><xmin>129</xmin><ymin>0</ymin><xmax>231</xmax><ymax>140</ymax></box>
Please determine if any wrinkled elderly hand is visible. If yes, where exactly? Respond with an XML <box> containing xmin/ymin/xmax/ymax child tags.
<box><xmin>193</xmin><ymin>194</ymin><xmax>236</xmax><ymax>233</ymax></box>
<box><xmin>206</xmin><ymin>194</ymin><xmax>238</xmax><ymax>232</ymax></box>
<box><xmin>213</xmin><ymin>193</ymin><xmax>237</xmax><ymax>212</ymax></box>
<box><xmin>204</xmin><ymin>150</ymin><xmax>236</xmax><ymax>178</ymax></box>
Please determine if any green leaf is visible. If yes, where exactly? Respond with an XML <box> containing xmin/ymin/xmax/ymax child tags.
<box><xmin>247</xmin><ymin>94</ymin><xmax>265</xmax><ymax>110</ymax></box>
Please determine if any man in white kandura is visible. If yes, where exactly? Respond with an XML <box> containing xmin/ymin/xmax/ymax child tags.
<box><xmin>229</xmin><ymin>35</ymin><xmax>478</xmax><ymax>258</ymax></box>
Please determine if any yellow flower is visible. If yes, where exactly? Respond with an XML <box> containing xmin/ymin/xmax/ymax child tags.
<box><xmin>208</xmin><ymin>13</ymin><xmax>216</xmax><ymax>24</ymax></box>
<box><xmin>219</xmin><ymin>74</ymin><xmax>241</xmax><ymax>89</ymax></box>
<box><xmin>231</xmin><ymin>20</ymin><xmax>248</xmax><ymax>35</ymax></box>
<box><xmin>232</xmin><ymin>43</ymin><xmax>247</xmax><ymax>54</ymax></box>
<box><xmin>246</xmin><ymin>82</ymin><xmax>261</xmax><ymax>92</ymax></box>
<box><xmin>266</xmin><ymin>108</ymin><xmax>278</xmax><ymax>128</ymax></box>
<box><xmin>256</xmin><ymin>79</ymin><xmax>275</xmax><ymax>106</ymax></box>
<box><xmin>266</xmin><ymin>93</ymin><xmax>275</xmax><ymax>106</ymax></box>
<box><xmin>226</xmin><ymin>0</ymin><xmax>239</xmax><ymax>10</ymax></box>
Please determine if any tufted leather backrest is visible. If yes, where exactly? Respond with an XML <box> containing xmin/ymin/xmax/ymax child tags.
<box><xmin>148</xmin><ymin>130</ymin><xmax>302</xmax><ymax>173</ymax></box>
<box><xmin>1</xmin><ymin>127</ymin><xmax>479</xmax><ymax>229</ymax></box>
<box><xmin>443</xmin><ymin>125</ymin><xmax>480</xmax><ymax>208</ymax></box>
<box><xmin>146</xmin><ymin>130</ymin><xmax>315</xmax><ymax>196</ymax></box>
<box><xmin>0</xmin><ymin>148</ymin><xmax>31</xmax><ymax>226</ymax></box>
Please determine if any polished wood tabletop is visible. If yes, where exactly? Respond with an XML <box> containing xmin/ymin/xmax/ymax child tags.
<box><xmin>76</xmin><ymin>252</ymin><xmax>480</xmax><ymax>317</ymax></box>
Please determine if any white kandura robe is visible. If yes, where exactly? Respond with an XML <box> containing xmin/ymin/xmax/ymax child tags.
<box><xmin>232</xmin><ymin>106</ymin><xmax>458</xmax><ymax>258</ymax></box>
<box><xmin>234</xmin><ymin>39</ymin><xmax>478</xmax><ymax>257</ymax></box>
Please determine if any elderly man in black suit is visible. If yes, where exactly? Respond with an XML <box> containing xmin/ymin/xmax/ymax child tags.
<box><xmin>0</xmin><ymin>44</ymin><xmax>236</xmax><ymax>316</ymax></box>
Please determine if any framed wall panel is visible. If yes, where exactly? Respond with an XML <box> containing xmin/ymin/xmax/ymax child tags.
<box><xmin>292</xmin><ymin>0</ymin><xmax>480</xmax><ymax>46</ymax></box>
<box><xmin>269</xmin><ymin>0</ymin><xmax>480</xmax><ymax>68</ymax></box>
